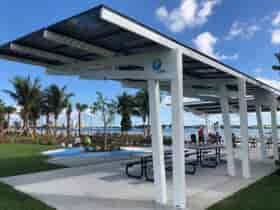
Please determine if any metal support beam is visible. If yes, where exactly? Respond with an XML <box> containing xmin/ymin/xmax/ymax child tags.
<box><xmin>238</xmin><ymin>79</ymin><xmax>251</xmax><ymax>178</ymax></box>
<box><xmin>220</xmin><ymin>85</ymin><xmax>235</xmax><ymax>176</ymax></box>
<box><xmin>256</xmin><ymin>101</ymin><xmax>267</xmax><ymax>160</ymax></box>
<box><xmin>46</xmin><ymin>49</ymin><xmax>177</xmax><ymax>79</ymax></box>
<box><xmin>270</xmin><ymin>97</ymin><xmax>279</xmax><ymax>161</ymax></box>
<box><xmin>171</xmin><ymin>49</ymin><xmax>186</xmax><ymax>209</ymax></box>
<box><xmin>182</xmin><ymin>87</ymin><xmax>238</xmax><ymax>98</ymax></box>
<box><xmin>0</xmin><ymin>54</ymin><xmax>52</xmax><ymax>68</ymax></box>
<box><xmin>183</xmin><ymin>76</ymin><xmax>237</xmax><ymax>86</ymax></box>
<box><xmin>148</xmin><ymin>80</ymin><xmax>167</xmax><ymax>205</ymax></box>
<box><xmin>10</xmin><ymin>43</ymin><xmax>80</xmax><ymax>64</ymax></box>
<box><xmin>79</xmin><ymin>68</ymin><xmax>173</xmax><ymax>80</ymax></box>
<box><xmin>43</xmin><ymin>30</ymin><xmax>116</xmax><ymax>57</ymax></box>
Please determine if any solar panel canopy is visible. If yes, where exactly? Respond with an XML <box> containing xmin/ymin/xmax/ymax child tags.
<box><xmin>0</xmin><ymin>5</ymin><xmax>166</xmax><ymax>65</ymax></box>
<box><xmin>0</xmin><ymin>4</ymin><xmax>279</xmax><ymax>102</ymax></box>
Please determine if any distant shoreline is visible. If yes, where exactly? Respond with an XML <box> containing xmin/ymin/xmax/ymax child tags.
<box><xmin>44</xmin><ymin>125</ymin><xmax>278</xmax><ymax>130</ymax></box>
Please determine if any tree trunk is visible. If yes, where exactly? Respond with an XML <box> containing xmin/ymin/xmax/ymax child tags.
<box><xmin>22</xmin><ymin>112</ymin><xmax>30</xmax><ymax>135</ymax></box>
<box><xmin>104</xmin><ymin>124</ymin><xmax>108</xmax><ymax>151</ymax></box>
<box><xmin>125</xmin><ymin>131</ymin><xmax>129</xmax><ymax>145</ymax></box>
<box><xmin>66</xmin><ymin>113</ymin><xmax>71</xmax><ymax>138</ymax></box>
<box><xmin>142</xmin><ymin>116</ymin><xmax>147</xmax><ymax>138</ymax></box>
<box><xmin>7</xmin><ymin>113</ymin><xmax>10</xmax><ymax>133</ymax></box>
<box><xmin>46</xmin><ymin>113</ymin><xmax>50</xmax><ymax>136</ymax></box>
<box><xmin>33</xmin><ymin>119</ymin><xmax>37</xmax><ymax>139</ymax></box>
<box><xmin>0</xmin><ymin>114</ymin><xmax>4</xmax><ymax>135</ymax></box>
<box><xmin>54</xmin><ymin>116</ymin><xmax>58</xmax><ymax>137</ymax></box>
<box><xmin>78</xmin><ymin>112</ymin><xmax>81</xmax><ymax>137</ymax></box>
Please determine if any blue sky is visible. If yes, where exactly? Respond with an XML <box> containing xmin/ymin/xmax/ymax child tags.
<box><xmin>1</xmin><ymin>0</ymin><xmax>280</xmax><ymax>127</ymax></box>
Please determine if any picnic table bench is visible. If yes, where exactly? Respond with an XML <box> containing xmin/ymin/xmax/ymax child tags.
<box><xmin>124</xmin><ymin>149</ymin><xmax>197</xmax><ymax>181</ymax></box>
<box><xmin>185</xmin><ymin>144</ymin><xmax>225</xmax><ymax>168</ymax></box>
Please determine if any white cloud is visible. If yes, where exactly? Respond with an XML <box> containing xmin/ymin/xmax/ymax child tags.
<box><xmin>247</xmin><ymin>25</ymin><xmax>261</xmax><ymax>37</ymax></box>
<box><xmin>193</xmin><ymin>32</ymin><xmax>238</xmax><ymax>60</ymax></box>
<box><xmin>193</xmin><ymin>32</ymin><xmax>217</xmax><ymax>58</ymax></box>
<box><xmin>272</xmin><ymin>11</ymin><xmax>280</xmax><ymax>26</ymax></box>
<box><xmin>156</xmin><ymin>0</ymin><xmax>221</xmax><ymax>33</ymax></box>
<box><xmin>226</xmin><ymin>21</ymin><xmax>261</xmax><ymax>40</ymax></box>
<box><xmin>219</xmin><ymin>53</ymin><xmax>239</xmax><ymax>60</ymax></box>
<box><xmin>272</xmin><ymin>29</ymin><xmax>280</xmax><ymax>45</ymax></box>
<box><xmin>156</xmin><ymin>6</ymin><xmax>168</xmax><ymax>19</ymax></box>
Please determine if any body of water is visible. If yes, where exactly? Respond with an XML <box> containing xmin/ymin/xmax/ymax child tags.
<box><xmin>48</xmin><ymin>127</ymin><xmax>276</xmax><ymax>139</ymax></box>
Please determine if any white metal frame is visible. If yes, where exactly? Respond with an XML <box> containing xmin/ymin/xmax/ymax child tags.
<box><xmin>148</xmin><ymin>80</ymin><xmax>167</xmax><ymax>204</ymax></box>
<box><xmin>100</xmin><ymin>7</ymin><xmax>280</xmax><ymax>95</ymax></box>
<box><xmin>270</xmin><ymin>96</ymin><xmax>279</xmax><ymax>161</ymax></box>
<box><xmin>46</xmin><ymin>49</ymin><xmax>177</xmax><ymax>80</ymax></box>
<box><xmin>238</xmin><ymin>79</ymin><xmax>251</xmax><ymax>178</ymax></box>
<box><xmin>171</xmin><ymin>49</ymin><xmax>186</xmax><ymax>209</ymax></box>
<box><xmin>255</xmin><ymin>99</ymin><xmax>267</xmax><ymax>160</ymax></box>
<box><xmin>220</xmin><ymin>85</ymin><xmax>235</xmax><ymax>176</ymax></box>
<box><xmin>1</xmin><ymin>5</ymin><xmax>280</xmax><ymax>209</ymax></box>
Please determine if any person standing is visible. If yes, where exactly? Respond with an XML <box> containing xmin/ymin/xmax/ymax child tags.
<box><xmin>198</xmin><ymin>126</ymin><xmax>204</xmax><ymax>144</ymax></box>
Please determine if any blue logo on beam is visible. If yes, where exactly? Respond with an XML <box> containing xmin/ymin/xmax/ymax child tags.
<box><xmin>152</xmin><ymin>59</ymin><xmax>164</xmax><ymax>73</ymax></box>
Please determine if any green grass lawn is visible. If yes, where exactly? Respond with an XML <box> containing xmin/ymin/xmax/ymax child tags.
<box><xmin>0</xmin><ymin>144</ymin><xmax>64</xmax><ymax>177</ymax></box>
<box><xmin>0</xmin><ymin>143</ymin><xmax>65</xmax><ymax>210</ymax></box>
<box><xmin>208</xmin><ymin>171</ymin><xmax>280</xmax><ymax>210</ymax></box>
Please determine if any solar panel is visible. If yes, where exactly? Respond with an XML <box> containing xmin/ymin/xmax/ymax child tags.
<box><xmin>0</xmin><ymin>4</ymin><xmax>278</xmax><ymax>98</ymax></box>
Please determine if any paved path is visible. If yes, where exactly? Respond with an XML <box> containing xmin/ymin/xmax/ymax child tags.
<box><xmin>0</xmin><ymin>149</ymin><xmax>277</xmax><ymax>210</ymax></box>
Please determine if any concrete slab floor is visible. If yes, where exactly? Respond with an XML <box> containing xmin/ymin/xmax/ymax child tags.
<box><xmin>0</xmin><ymin>148</ymin><xmax>277</xmax><ymax>210</ymax></box>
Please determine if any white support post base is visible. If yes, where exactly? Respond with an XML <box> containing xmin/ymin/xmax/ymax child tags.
<box><xmin>238</xmin><ymin>79</ymin><xmax>251</xmax><ymax>179</ymax></box>
<box><xmin>256</xmin><ymin>102</ymin><xmax>267</xmax><ymax>160</ymax></box>
<box><xmin>220</xmin><ymin>85</ymin><xmax>235</xmax><ymax>176</ymax></box>
<box><xmin>270</xmin><ymin>97</ymin><xmax>279</xmax><ymax>161</ymax></box>
<box><xmin>148</xmin><ymin>80</ymin><xmax>167</xmax><ymax>205</ymax></box>
<box><xmin>171</xmin><ymin>49</ymin><xmax>186</xmax><ymax>209</ymax></box>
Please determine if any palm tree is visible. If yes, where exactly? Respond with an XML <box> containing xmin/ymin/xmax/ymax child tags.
<box><xmin>117</xmin><ymin>92</ymin><xmax>134</xmax><ymax>142</ymax></box>
<box><xmin>76</xmin><ymin>103</ymin><xmax>88</xmax><ymax>137</ymax></box>
<box><xmin>43</xmin><ymin>85</ymin><xmax>73</xmax><ymax>136</ymax></box>
<box><xmin>4</xmin><ymin>76</ymin><xmax>41</xmax><ymax>135</ymax></box>
<box><xmin>4</xmin><ymin>106</ymin><xmax>17</xmax><ymax>132</ymax></box>
<box><xmin>41</xmin><ymin>98</ymin><xmax>51</xmax><ymax>135</ymax></box>
<box><xmin>66</xmin><ymin>103</ymin><xmax>72</xmax><ymax>138</ymax></box>
<box><xmin>133</xmin><ymin>88</ymin><xmax>150</xmax><ymax>137</ymax></box>
<box><xmin>0</xmin><ymin>100</ymin><xmax>6</xmax><ymax>134</ymax></box>
<box><xmin>29</xmin><ymin>97</ymin><xmax>42</xmax><ymax>136</ymax></box>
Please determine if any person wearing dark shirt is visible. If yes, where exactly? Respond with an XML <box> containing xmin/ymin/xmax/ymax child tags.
<box><xmin>198</xmin><ymin>126</ymin><xmax>204</xmax><ymax>144</ymax></box>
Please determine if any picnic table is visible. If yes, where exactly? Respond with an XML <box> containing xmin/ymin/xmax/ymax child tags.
<box><xmin>185</xmin><ymin>144</ymin><xmax>225</xmax><ymax>168</ymax></box>
<box><xmin>124</xmin><ymin>149</ymin><xmax>196</xmax><ymax>181</ymax></box>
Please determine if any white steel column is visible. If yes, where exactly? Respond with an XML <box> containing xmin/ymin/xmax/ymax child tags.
<box><xmin>171</xmin><ymin>49</ymin><xmax>186</xmax><ymax>209</ymax></box>
<box><xmin>238</xmin><ymin>79</ymin><xmax>251</xmax><ymax>178</ymax></box>
<box><xmin>220</xmin><ymin>85</ymin><xmax>235</xmax><ymax>176</ymax></box>
<box><xmin>148</xmin><ymin>80</ymin><xmax>167</xmax><ymax>205</ymax></box>
<box><xmin>256</xmin><ymin>101</ymin><xmax>266</xmax><ymax>160</ymax></box>
<box><xmin>270</xmin><ymin>97</ymin><xmax>279</xmax><ymax>161</ymax></box>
